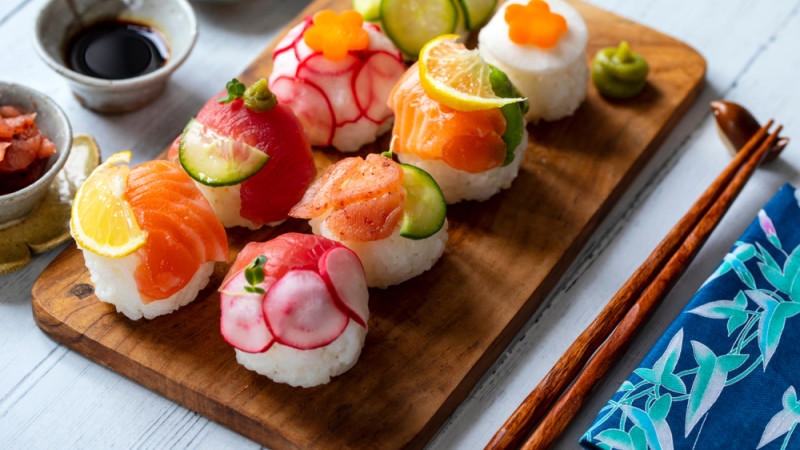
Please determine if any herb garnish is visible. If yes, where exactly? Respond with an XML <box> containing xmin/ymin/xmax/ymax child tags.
<box><xmin>218</xmin><ymin>78</ymin><xmax>247</xmax><ymax>104</ymax></box>
<box><xmin>243</xmin><ymin>255</ymin><xmax>268</xmax><ymax>294</ymax></box>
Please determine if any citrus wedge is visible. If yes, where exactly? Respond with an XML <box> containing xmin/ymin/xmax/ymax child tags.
<box><xmin>70</xmin><ymin>151</ymin><xmax>146</xmax><ymax>257</ymax></box>
<box><xmin>419</xmin><ymin>34</ymin><xmax>525</xmax><ymax>111</ymax></box>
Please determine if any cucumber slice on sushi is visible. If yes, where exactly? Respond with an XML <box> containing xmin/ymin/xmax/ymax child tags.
<box><xmin>489</xmin><ymin>65</ymin><xmax>527</xmax><ymax>166</ymax></box>
<box><xmin>399</xmin><ymin>163</ymin><xmax>447</xmax><ymax>239</ymax></box>
<box><xmin>179</xmin><ymin>118</ymin><xmax>270</xmax><ymax>187</ymax></box>
<box><xmin>380</xmin><ymin>0</ymin><xmax>459</xmax><ymax>57</ymax></box>
<box><xmin>457</xmin><ymin>0</ymin><xmax>497</xmax><ymax>30</ymax></box>
<box><xmin>353</xmin><ymin>0</ymin><xmax>382</xmax><ymax>21</ymax></box>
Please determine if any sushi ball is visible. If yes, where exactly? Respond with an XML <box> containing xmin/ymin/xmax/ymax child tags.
<box><xmin>219</xmin><ymin>233</ymin><xmax>369</xmax><ymax>388</ymax></box>
<box><xmin>387</xmin><ymin>62</ymin><xmax>528</xmax><ymax>204</ymax></box>
<box><xmin>290</xmin><ymin>153</ymin><xmax>448</xmax><ymax>288</ymax></box>
<box><xmin>71</xmin><ymin>153</ymin><xmax>229</xmax><ymax>320</ymax></box>
<box><xmin>478</xmin><ymin>0</ymin><xmax>589</xmax><ymax>122</ymax></box>
<box><xmin>268</xmin><ymin>10</ymin><xmax>406</xmax><ymax>152</ymax></box>
<box><xmin>168</xmin><ymin>79</ymin><xmax>316</xmax><ymax>230</ymax></box>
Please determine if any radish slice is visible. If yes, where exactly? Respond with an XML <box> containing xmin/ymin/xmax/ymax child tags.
<box><xmin>296</xmin><ymin>56</ymin><xmax>362</xmax><ymax>127</ymax></box>
<box><xmin>220</xmin><ymin>272</ymin><xmax>276</xmax><ymax>353</ymax></box>
<box><xmin>354</xmin><ymin>51</ymin><xmax>406</xmax><ymax>124</ymax></box>
<box><xmin>299</xmin><ymin>53</ymin><xmax>361</xmax><ymax>76</ymax></box>
<box><xmin>262</xmin><ymin>269</ymin><xmax>349</xmax><ymax>349</ymax></box>
<box><xmin>270</xmin><ymin>76</ymin><xmax>335</xmax><ymax>147</ymax></box>
<box><xmin>318</xmin><ymin>247</ymin><xmax>369</xmax><ymax>328</ymax></box>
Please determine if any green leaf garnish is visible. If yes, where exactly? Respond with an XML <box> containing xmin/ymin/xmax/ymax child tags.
<box><xmin>242</xmin><ymin>254</ymin><xmax>268</xmax><ymax>295</ymax></box>
<box><xmin>218</xmin><ymin>78</ymin><xmax>247</xmax><ymax>104</ymax></box>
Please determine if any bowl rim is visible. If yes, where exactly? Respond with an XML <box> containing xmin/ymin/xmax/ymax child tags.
<box><xmin>32</xmin><ymin>0</ymin><xmax>198</xmax><ymax>88</ymax></box>
<box><xmin>0</xmin><ymin>81</ymin><xmax>73</xmax><ymax>201</ymax></box>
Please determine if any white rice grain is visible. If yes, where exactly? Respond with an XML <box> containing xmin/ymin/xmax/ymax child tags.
<box><xmin>235</xmin><ymin>320</ymin><xmax>367</xmax><ymax>388</ymax></box>
<box><xmin>80</xmin><ymin>247</ymin><xmax>214</xmax><ymax>320</ymax></box>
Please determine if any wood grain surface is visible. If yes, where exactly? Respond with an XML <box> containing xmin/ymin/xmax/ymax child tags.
<box><xmin>30</xmin><ymin>0</ymin><xmax>705</xmax><ymax>448</ymax></box>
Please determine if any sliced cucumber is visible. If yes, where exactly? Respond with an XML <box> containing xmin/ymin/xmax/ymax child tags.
<box><xmin>457</xmin><ymin>0</ymin><xmax>497</xmax><ymax>30</ymax></box>
<box><xmin>179</xmin><ymin>118</ymin><xmax>269</xmax><ymax>187</ymax></box>
<box><xmin>380</xmin><ymin>0</ymin><xmax>459</xmax><ymax>57</ymax></box>
<box><xmin>399</xmin><ymin>163</ymin><xmax>446</xmax><ymax>240</ymax></box>
<box><xmin>488</xmin><ymin>65</ymin><xmax>526</xmax><ymax>166</ymax></box>
<box><xmin>353</xmin><ymin>0</ymin><xmax>382</xmax><ymax>21</ymax></box>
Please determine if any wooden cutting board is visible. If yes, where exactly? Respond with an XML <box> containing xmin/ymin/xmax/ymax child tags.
<box><xmin>31</xmin><ymin>1</ymin><xmax>705</xmax><ymax>448</ymax></box>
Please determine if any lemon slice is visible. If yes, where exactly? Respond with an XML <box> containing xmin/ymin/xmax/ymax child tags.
<box><xmin>419</xmin><ymin>35</ymin><xmax>524</xmax><ymax>111</ymax></box>
<box><xmin>70</xmin><ymin>151</ymin><xmax>146</xmax><ymax>257</ymax></box>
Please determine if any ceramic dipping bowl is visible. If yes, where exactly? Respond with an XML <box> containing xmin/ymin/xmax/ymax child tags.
<box><xmin>0</xmin><ymin>82</ymin><xmax>72</xmax><ymax>226</ymax></box>
<box><xmin>33</xmin><ymin>0</ymin><xmax>197</xmax><ymax>113</ymax></box>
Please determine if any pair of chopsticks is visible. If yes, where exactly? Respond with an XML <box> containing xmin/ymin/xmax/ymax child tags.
<box><xmin>487</xmin><ymin>120</ymin><xmax>784</xmax><ymax>450</ymax></box>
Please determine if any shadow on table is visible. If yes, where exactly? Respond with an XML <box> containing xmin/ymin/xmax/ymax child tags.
<box><xmin>191</xmin><ymin>0</ymin><xmax>313</xmax><ymax>35</ymax></box>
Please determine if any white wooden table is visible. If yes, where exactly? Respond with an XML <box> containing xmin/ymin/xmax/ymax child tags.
<box><xmin>1</xmin><ymin>0</ymin><xmax>798</xmax><ymax>448</ymax></box>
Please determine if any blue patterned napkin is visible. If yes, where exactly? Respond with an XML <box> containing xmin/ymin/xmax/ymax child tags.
<box><xmin>580</xmin><ymin>183</ymin><xmax>800</xmax><ymax>450</ymax></box>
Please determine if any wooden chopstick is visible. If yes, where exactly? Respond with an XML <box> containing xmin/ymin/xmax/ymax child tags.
<box><xmin>521</xmin><ymin>124</ymin><xmax>782</xmax><ymax>449</ymax></box>
<box><xmin>486</xmin><ymin>120</ymin><xmax>778</xmax><ymax>450</ymax></box>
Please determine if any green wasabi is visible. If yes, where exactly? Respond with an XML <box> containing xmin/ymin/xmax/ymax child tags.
<box><xmin>592</xmin><ymin>41</ymin><xmax>649</xmax><ymax>99</ymax></box>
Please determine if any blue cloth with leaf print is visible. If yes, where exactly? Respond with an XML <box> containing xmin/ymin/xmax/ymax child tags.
<box><xmin>580</xmin><ymin>184</ymin><xmax>800</xmax><ymax>450</ymax></box>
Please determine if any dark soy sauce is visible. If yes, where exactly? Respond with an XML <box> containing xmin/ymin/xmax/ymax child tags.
<box><xmin>66</xmin><ymin>19</ymin><xmax>169</xmax><ymax>80</ymax></box>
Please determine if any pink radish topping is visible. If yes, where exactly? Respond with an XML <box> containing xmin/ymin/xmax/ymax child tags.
<box><xmin>354</xmin><ymin>51</ymin><xmax>407</xmax><ymax>124</ymax></box>
<box><xmin>318</xmin><ymin>247</ymin><xmax>369</xmax><ymax>328</ymax></box>
<box><xmin>220</xmin><ymin>272</ymin><xmax>277</xmax><ymax>353</ymax></box>
<box><xmin>268</xmin><ymin>16</ymin><xmax>406</xmax><ymax>152</ymax></box>
<box><xmin>262</xmin><ymin>269</ymin><xmax>349</xmax><ymax>350</ymax></box>
<box><xmin>270</xmin><ymin>76</ymin><xmax>335</xmax><ymax>147</ymax></box>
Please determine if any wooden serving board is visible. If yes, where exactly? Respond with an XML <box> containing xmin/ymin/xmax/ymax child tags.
<box><xmin>31</xmin><ymin>1</ymin><xmax>705</xmax><ymax>448</ymax></box>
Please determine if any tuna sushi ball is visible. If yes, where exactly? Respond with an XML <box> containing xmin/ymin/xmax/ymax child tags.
<box><xmin>168</xmin><ymin>78</ymin><xmax>316</xmax><ymax>230</ymax></box>
<box><xmin>290</xmin><ymin>153</ymin><xmax>448</xmax><ymax>288</ymax></box>
<box><xmin>219</xmin><ymin>233</ymin><xmax>369</xmax><ymax>388</ymax></box>
<box><xmin>70</xmin><ymin>152</ymin><xmax>229</xmax><ymax>320</ymax></box>
<box><xmin>268</xmin><ymin>10</ymin><xmax>406</xmax><ymax>152</ymax></box>
<box><xmin>478</xmin><ymin>0</ymin><xmax>589</xmax><ymax>122</ymax></box>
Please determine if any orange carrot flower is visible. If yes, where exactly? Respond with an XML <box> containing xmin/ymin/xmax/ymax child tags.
<box><xmin>505</xmin><ymin>0</ymin><xmax>567</xmax><ymax>48</ymax></box>
<box><xmin>303</xmin><ymin>10</ymin><xmax>370</xmax><ymax>61</ymax></box>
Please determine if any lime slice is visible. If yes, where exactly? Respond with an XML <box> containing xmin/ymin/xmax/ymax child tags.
<box><xmin>399</xmin><ymin>163</ymin><xmax>446</xmax><ymax>239</ymax></box>
<box><xmin>457</xmin><ymin>0</ymin><xmax>497</xmax><ymax>30</ymax></box>
<box><xmin>178</xmin><ymin>118</ymin><xmax>269</xmax><ymax>187</ymax></box>
<box><xmin>380</xmin><ymin>0</ymin><xmax>459</xmax><ymax>57</ymax></box>
<box><xmin>70</xmin><ymin>151</ymin><xmax>146</xmax><ymax>258</ymax></box>
<box><xmin>419</xmin><ymin>35</ymin><xmax>525</xmax><ymax>111</ymax></box>
<box><xmin>353</xmin><ymin>0</ymin><xmax>382</xmax><ymax>21</ymax></box>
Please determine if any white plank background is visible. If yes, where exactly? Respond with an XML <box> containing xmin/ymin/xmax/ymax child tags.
<box><xmin>1</xmin><ymin>0</ymin><xmax>799</xmax><ymax>448</ymax></box>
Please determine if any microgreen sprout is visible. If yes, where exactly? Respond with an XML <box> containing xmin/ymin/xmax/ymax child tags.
<box><xmin>243</xmin><ymin>255</ymin><xmax>268</xmax><ymax>294</ymax></box>
<box><xmin>218</xmin><ymin>78</ymin><xmax>247</xmax><ymax>104</ymax></box>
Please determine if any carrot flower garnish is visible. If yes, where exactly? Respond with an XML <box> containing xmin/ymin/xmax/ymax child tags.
<box><xmin>505</xmin><ymin>0</ymin><xmax>567</xmax><ymax>48</ymax></box>
<box><xmin>303</xmin><ymin>10</ymin><xmax>370</xmax><ymax>61</ymax></box>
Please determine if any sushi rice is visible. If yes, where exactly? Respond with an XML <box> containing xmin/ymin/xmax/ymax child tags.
<box><xmin>397</xmin><ymin>128</ymin><xmax>528</xmax><ymax>204</ymax></box>
<box><xmin>310</xmin><ymin>216</ymin><xmax>449</xmax><ymax>289</ymax></box>
<box><xmin>235</xmin><ymin>321</ymin><xmax>367</xmax><ymax>388</ymax></box>
<box><xmin>194</xmin><ymin>182</ymin><xmax>283</xmax><ymax>230</ymax></box>
<box><xmin>80</xmin><ymin>247</ymin><xmax>215</xmax><ymax>320</ymax></box>
<box><xmin>478</xmin><ymin>0</ymin><xmax>589</xmax><ymax>122</ymax></box>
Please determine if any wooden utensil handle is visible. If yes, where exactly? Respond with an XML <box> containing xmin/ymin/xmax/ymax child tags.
<box><xmin>485</xmin><ymin>121</ymin><xmax>773</xmax><ymax>450</ymax></box>
<box><xmin>522</xmin><ymin>125</ymin><xmax>782</xmax><ymax>450</ymax></box>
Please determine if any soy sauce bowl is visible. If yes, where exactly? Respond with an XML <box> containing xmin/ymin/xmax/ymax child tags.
<box><xmin>33</xmin><ymin>0</ymin><xmax>197</xmax><ymax>113</ymax></box>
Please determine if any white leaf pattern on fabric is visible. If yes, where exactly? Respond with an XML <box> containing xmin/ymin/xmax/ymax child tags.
<box><xmin>758</xmin><ymin>387</ymin><xmax>800</xmax><ymax>448</ymax></box>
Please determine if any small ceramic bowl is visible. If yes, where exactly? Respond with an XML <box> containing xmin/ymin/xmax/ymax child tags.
<box><xmin>0</xmin><ymin>82</ymin><xmax>72</xmax><ymax>226</ymax></box>
<box><xmin>33</xmin><ymin>0</ymin><xmax>197</xmax><ymax>113</ymax></box>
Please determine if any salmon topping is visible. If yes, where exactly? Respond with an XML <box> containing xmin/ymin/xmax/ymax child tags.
<box><xmin>127</xmin><ymin>160</ymin><xmax>229</xmax><ymax>302</ymax></box>
<box><xmin>388</xmin><ymin>66</ymin><xmax>508</xmax><ymax>174</ymax></box>
<box><xmin>290</xmin><ymin>153</ymin><xmax>406</xmax><ymax>242</ymax></box>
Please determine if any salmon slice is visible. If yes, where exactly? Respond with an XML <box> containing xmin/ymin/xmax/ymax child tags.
<box><xmin>290</xmin><ymin>153</ymin><xmax>406</xmax><ymax>242</ymax></box>
<box><xmin>127</xmin><ymin>160</ymin><xmax>229</xmax><ymax>302</ymax></box>
<box><xmin>0</xmin><ymin>119</ymin><xmax>56</xmax><ymax>173</ymax></box>
<box><xmin>388</xmin><ymin>65</ymin><xmax>508</xmax><ymax>174</ymax></box>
